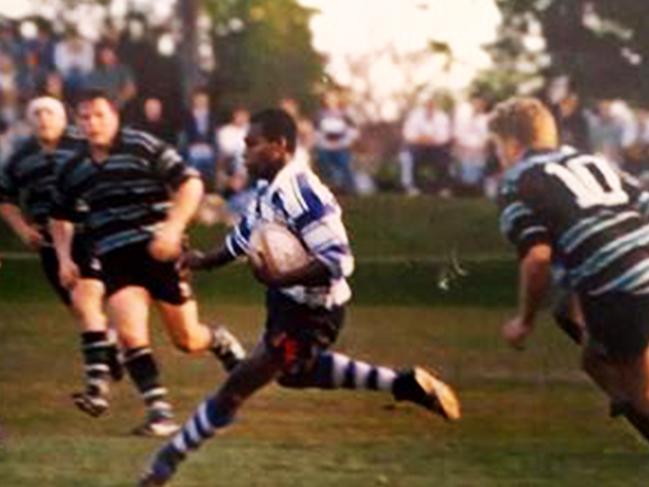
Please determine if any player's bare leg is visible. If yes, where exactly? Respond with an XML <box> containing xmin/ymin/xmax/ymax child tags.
<box><xmin>553</xmin><ymin>293</ymin><xmax>649</xmax><ymax>442</ymax></box>
<box><xmin>619</xmin><ymin>350</ymin><xmax>649</xmax><ymax>417</ymax></box>
<box><xmin>581</xmin><ymin>345</ymin><xmax>628</xmax><ymax>405</ymax></box>
<box><xmin>109</xmin><ymin>287</ymin><xmax>179</xmax><ymax>436</ymax></box>
<box><xmin>552</xmin><ymin>292</ymin><xmax>586</xmax><ymax>344</ymax></box>
<box><xmin>156</xmin><ymin>299</ymin><xmax>245</xmax><ymax>371</ymax></box>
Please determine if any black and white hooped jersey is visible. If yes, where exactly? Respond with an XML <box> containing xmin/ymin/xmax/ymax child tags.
<box><xmin>0</xmin><ymin>130</ymin><xmax>84</xmax><ymax>232</ymax></box>
<box><xmin>499</xmin><ymin>146</ymin><xmax>649</xmax><ymax>296</ymax></box>
<box><xmin>52</xmin><ymin>128</ymin><xmax>199</xmax><ymax>256</ymax></box>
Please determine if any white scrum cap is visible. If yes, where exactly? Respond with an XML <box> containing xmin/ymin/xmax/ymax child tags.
<box><xmin>26</xmin><ymin>96</ymin><xmax>67</xmax><ymax>125</ymax></box>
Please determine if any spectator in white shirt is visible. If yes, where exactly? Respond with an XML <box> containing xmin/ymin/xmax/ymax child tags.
<box><xmin>217</xmin><ymin>107</ymin><xmax>252</xmax><ymax>216</ymax></box>
<box><xmin>453</xmin><ymin>96</ymin><xmax>490</xmax><ymax>190</ymax></box>
<box><xmin>53</xmin><ymin>30</ymin><xmax>94</xmax><ymax>99</ymax></box>
<box><xmin>402</xmin><ymin>97</ymin><xmax>453</xmax><ymax>196</ymax></box>
<box><xmin>314</xmin><ymin>91</ymin><xmax>358</xmax><ymax>194</ymax></box>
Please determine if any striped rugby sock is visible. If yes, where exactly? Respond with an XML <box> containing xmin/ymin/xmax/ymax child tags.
<box><xmin>124</xmin><ymin>347</ymin><xmax>170</xmax><ymax>411</ymax></box>
<box><xmin>80</xmin><ymin>331</ymin><xmax>112</xmax><ymax>397</ymax></box>
<box><xmin>149</xmin><ymin>394</ymin><xmax>233</xmax><ymax>475</ymax></box>
<box><xmin>312</xmin><ymin>352</ymin><xmax>398</xmax><ymax>391</ymax></box>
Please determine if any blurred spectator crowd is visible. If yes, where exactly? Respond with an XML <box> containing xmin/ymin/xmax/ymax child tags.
<box><xmin>1</xmin><ymin>15</ymin><xmax>649</xmax><ymax>216</ymax></box>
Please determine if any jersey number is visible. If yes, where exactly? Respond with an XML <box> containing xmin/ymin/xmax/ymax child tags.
<box><xmin>544</xmin><ymin>156</ymin><xmax>628</xmax><ymax>208</ymax></box>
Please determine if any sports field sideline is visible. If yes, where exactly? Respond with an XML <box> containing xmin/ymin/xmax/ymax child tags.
<box><xmin>1</xmin><ymin>196</ymin><xmax>648</xmax><ymax>486</ymax></box>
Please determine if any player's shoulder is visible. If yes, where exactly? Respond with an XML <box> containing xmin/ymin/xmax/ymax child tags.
<box><xmin>5</xmin><ymin>137</ymin><xmax>40</xmax><ymax>167</ymax></box>
<box><xmin>501</xmin><ymin>147</ymin><xmax>576</xmax><ymax>197</ymax></box>
<box><xmin>120</xmin><ymin>127</ymin><xmax>165</xmax><ymax>154</ymax></box>
<box><xmin>55</xmin><ymin>129</ymin><xmax>86</xmax><ymax>160</ymax></box>
<box><xmin>56</xmin><ymin>145</ymin><xmax>90</xmax><ymax>179</ymax></box>
<box><xmin>273</xmin><ymin>163</ymin><xmax>335</xmax><ymax>216</ymax></box>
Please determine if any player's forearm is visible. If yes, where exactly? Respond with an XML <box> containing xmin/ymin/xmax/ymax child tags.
<box><xmin>166</xmin><ymin>177</ymin><xmax>204</xmax><ymax>230</ymax></box>
<box><xmin>274</xmin><ymin>259</ymin><xmax>331</xmax><ymax>287</ymax></box>
<box><xmin>518</xmin><ymin>244</ymin><xmax>552</xmax><ymax>324</ymax></box>
<box><xmin>190</xmin><ymin>245</ymin><xmax>236</xmax><ymax>271</ymax></box>
<box><xmin>0</xmin><ymin>203</ymin><xmax>34</xmax><ymax>237</ymax></box>
<box><xmin>49</xmin><ymin>218</ymin><xmax>75</xmax><ymax>262</ymax></box>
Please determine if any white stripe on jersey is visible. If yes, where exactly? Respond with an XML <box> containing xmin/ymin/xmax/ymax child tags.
<box><xmin>569</xmin><ymin>223</ymin><xmax>649</xmax><ymax>286</ymax></box>
<box><xmin>561</xmin><ymin>211</ymin><xmax>637</xmax><ymax>253</ymax></box>
<box><xmin>589</xmin><ymin>259</ymin><xmax>649</xmax><ymax>296</ymax></box>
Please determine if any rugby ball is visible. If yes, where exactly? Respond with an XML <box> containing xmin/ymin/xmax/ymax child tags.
<box><xmin>248</xmin><ymin>222</ymin><xmax>311</xmax><ymax>275</ymax></box>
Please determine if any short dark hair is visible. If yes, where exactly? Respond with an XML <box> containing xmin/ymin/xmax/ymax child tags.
<box><xmin>191</xmin><ymin>86</ymin><xmax>209</xmax><ymax>98</ymax></box>
<box><xmin>74</xmin><ymin>88</ymin><xmax>117</xmax><ymax>110</ymax></box>
<box><xmin>250</xmin><ymin>108</ymin><xmax>297</xmax><ymax>154</ymax></box>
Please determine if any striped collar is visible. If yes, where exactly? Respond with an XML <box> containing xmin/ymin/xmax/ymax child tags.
<box><xmin>504</xmin><ymin>145</ymin><xmax>578</xmax><ymax>185</ymax></box>
<box><xmin>261</xmin><ymin>156</ymin><xmax>304</xmax><ymax>195</ymax></box>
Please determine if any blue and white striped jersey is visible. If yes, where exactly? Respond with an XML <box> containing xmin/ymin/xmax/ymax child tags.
<box><xmin>499</xmin><ymin>146</ymin><xmax>649</xmax><ymax>296</ymax></box>
<box><xmin>225</xmin><ymin>158</ymin><xmax>354</xmax><ymax>308</ymax></box>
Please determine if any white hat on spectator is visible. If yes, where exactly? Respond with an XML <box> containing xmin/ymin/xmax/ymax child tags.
<box><xmin>26</xmin><ymin>96</ymin><xmax>67</xmax><ymax>125</ymax></box>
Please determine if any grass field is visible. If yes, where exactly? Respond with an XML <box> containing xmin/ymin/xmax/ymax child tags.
<box><xmin>1</xmin><ymin>196</ymin><xmax>648</xmax><ymax>486</ymax></box>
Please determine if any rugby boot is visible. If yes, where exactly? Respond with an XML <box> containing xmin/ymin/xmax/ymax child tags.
<box><xmin>392</xmin><ymin>367</ymin><xmax>461</xmax><ymax>421</ymax></box>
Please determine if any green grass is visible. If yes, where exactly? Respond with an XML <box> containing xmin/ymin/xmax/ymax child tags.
<box><xmin>0</xmin><ymin>195</ymin><xmax>511</xmax><ymax>259</ymax></box>
<box><xmin>0</xmin><ymin>196</ymin><xmax>646</xmax><ymax>486</ymax></box>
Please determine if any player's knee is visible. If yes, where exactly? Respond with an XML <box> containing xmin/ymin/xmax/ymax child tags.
<box><xmin>71</xmin><ymin>303</ymin><xmax>104</xmax><ymax>328</ymax></box>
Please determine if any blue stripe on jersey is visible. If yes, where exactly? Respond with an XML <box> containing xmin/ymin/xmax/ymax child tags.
<box><xmin>89</xmin><ymin>202</ymin><xmax>170</xmax><ymax>228</ymax></box>
<box><xmin>560</xmin><ymin>211</ymin><xmax>638</xmax><ymax>253</ymax></box>
<box><xmin>558</xmin><ymin>214</ymin><xmax>601</xmax><ymax>250</ymax></box>
<box><xmin>590</xmin><ymin>259</ymin><xmax>649</xmax><ymax>295</ymax></box>
<box><xmin>270</xmin><ymin>191</ymin><xmax>290</xmax><ymax>221</ymax></box>
<box><xmin>569</xmin><ymin>223</ymin><xmax>649</xmax><ymax>286</ymax></box>
<box><xmin>499</xmin><ymin>202</ymin><xmax>533</xmax><ymax>235</ymax></box>
<box><xmin>226</xmin><ymin>216</ymin><xmax>253</xmax><ymax>257</ymax></box>
<box><xmin>293</xmin><ymin>173</ymin><xmax>332</xmax><ymax>231</ymax></box>
<box><xmin>99</xmin><ymin>225</ymin><xmax>161</xmax><ymax>254</ymax></box>
<box><xmin>318</xmin><ymin>245</ymin><xmax>351</xmax><ymax>273</ymax></box>
<box><xmin>519</xmin><ymin>225</ymin><xmax>548</xmax><ymax>240</ymax></box>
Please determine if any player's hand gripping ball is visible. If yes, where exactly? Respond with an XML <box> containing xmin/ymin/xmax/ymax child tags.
<box><xmin>247</xmin><ymin>222</ymin><xmax>310</xmax><ymax>281</ymax></box>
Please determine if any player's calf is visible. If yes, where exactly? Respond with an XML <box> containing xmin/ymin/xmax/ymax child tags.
<box><xmin>73</xmin><ymin>331</ymin><xmax>114</xmax><ymax>417</ymax></box>
<box><xmin>124</xmin><ymin>346</ymin><xmax>179</xmax><ymax>436</ymax></box>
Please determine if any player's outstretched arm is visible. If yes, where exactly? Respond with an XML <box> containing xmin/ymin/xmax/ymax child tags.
<box><xmin>150</xmin><ymin>177</ymin><xmax>204</xmax><ymax>262</ymax></box>
<box><xmin>181</xmin><ymin>245</ymin><xmax>236</xmax><ymax>272</ymax></box>
<box><xmin>502</xmin><ymin>243</ymin><xmax>552</xmax><ymax>349</ymax></box>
